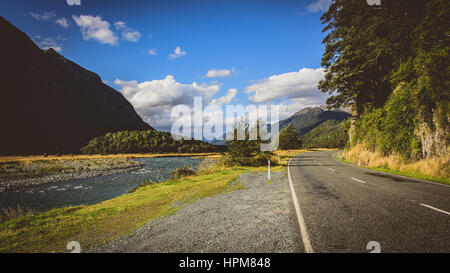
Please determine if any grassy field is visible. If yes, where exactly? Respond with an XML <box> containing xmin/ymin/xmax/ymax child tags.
<box><xmin>339</xmin><ymin>144</ymin><xmax>449</xmax><ymax>185</ymax></box>
<box><xmin>0</xmin><ymin>163</ymin><xmax>286</xmax><ymax>253</ymax></box>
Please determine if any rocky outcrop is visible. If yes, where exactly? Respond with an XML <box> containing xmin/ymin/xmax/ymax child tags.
<box><xmin>416</xmin><ymin>114</ymin><xmax>449</xmax><ymax>158</ymax></box>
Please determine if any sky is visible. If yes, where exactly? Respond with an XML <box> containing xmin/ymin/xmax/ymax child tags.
<box><xmin>0</xmin><ymin>0</ymin><xmax>333</xmax><ymax>133</ymax></box>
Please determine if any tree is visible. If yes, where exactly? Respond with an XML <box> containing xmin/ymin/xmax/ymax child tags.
<box><xmin>224</xmin><ymin>120</ymin><xmax>274</xmax><ymax>166</ymax></box>
<box><xmin>319</xmin><ymin>0</ymin><xmax>428</xmax><ymax>113</ymax></box>
<box><xmin>278</xmin><ymin>124</ymin><xmax>301</xmax><ymax>150</ymax></box>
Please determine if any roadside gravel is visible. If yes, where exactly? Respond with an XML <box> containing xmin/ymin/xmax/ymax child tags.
<box><xmin>91</xmin><ymin>171</ymin><xmax>303</xmax><ymax>253</ymax></box>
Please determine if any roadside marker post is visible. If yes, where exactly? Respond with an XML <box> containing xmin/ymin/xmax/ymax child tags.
<box><xmin>268</xmin><ymin>160</ymin><xmax>271</xmax><ymax>180</ymax></box>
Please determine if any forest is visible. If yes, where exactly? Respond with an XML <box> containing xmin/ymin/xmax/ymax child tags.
<box><xmin>81</xmin><ymin>130</ymin><xmax>222</xmax><ymax>154</ymax></box>
<box><xmin>319</xmin><ymin>0</ymin><xmax>448</xmax><ymax>159</ymax></box>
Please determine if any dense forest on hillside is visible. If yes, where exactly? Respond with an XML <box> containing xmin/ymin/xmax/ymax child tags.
<box><xmin>319</xmin><ymin>0</ymin><xmax>449</xmax><ymax>159</ymax></box>
<box><xmin>81</xmin><ymin>130</ymin><xmax>221</xmax><ymax>154</ymax></box>
<box><xmin>301</xmin><ymin>120</ymin><xmax>349</xmax><ymax>149</ymax></box>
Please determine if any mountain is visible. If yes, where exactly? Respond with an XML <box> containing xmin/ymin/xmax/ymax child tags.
<box><xmin>300</xmin><ymin>119</ymin><xmax>349</xmax><ymax>148</ymax></box>
<box><xmin>0</xmin><ymin>17</ymin><xmax>152</xmax><ymax>155</ymax></box>
<box><xmin>276</xmin><ymin>106</ymin><xmax>350</xmax><ymax>137</ymax></box>
<box><xmin>210</xmin><ymin>106</ymin><xmax>350</xmax><ymax>146</ymax></box>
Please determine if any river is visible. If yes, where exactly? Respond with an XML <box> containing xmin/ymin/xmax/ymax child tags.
<box><xmin>0</xmin><ymin>157</ymin><xmax>203</xmax><ymax>212</ymax></box>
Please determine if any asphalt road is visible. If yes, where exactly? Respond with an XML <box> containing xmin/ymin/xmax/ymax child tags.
<box><xmin>288</xmin><ymin>150</ymin><xmax>450</xmax><ymax>253</ymax></box>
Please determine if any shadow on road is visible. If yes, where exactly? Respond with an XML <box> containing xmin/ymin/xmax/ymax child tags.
<box><xmin>365</xmin><ymin>172</ymin><xmax>419</xmax><ymax>183</ymax></box>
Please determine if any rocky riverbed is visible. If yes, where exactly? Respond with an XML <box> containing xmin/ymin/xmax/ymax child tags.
<box><xmin>0</xmin><ymin>158</ymin><xmax>142</xmax><ymax>192</ymax></box>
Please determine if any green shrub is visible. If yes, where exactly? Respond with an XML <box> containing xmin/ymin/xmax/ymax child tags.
<box><xmin>220</xmin><ymin>151</ymin><xmax>275</xmax><ymax>167</ymax></box>
<box><xmin>355</xmin><ymin>84</ymin><xmax>422</xmax><ymax>159</ymax></box>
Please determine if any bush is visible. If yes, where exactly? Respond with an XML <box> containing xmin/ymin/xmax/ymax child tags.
<box><xmin>355</xmin><ymin>84</ymin><xmax>422</xmax><ymax>159</ymax></box>
<box><xmin>220</xmin><ymin>151</ymin><xmax>276</xmax><ymax>167</ymax></box>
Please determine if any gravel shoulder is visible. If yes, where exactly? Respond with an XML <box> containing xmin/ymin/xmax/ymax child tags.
<box><xmin>91</xmin><ymin>170</ymin><xmax>303</xmax><ymax>253</ymax></box>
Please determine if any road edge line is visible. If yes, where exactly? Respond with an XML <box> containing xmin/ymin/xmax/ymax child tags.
<box><xmin>350</xmin><ymin>177</ymin><xmax>367</xmax><ymax>184</ymax></box>
<box><xmin>287</xmin><ymin>157</ymin><xmax>314</xmax><ymax>253</ymax></box>
<box><xmin>419</xmin><ymin>203</ymin><xmax>450</xmax><ymax>216</ymax></box>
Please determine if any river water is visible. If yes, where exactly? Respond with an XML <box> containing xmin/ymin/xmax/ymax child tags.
<box><xmin>0</xmin><ymin>157</ymin><xmax>203</xmax><ymax>212</ymax></box>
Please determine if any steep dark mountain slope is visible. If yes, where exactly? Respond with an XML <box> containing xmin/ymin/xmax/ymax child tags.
<box><xmin>0</xmin><ymin>17</ymin><xmax>152</xmax><ymax>155</ymax></box>
<box><xmin>276</xmin><ymin>106</ymin><xmax>350</xmax><ymax>137</ymax></box>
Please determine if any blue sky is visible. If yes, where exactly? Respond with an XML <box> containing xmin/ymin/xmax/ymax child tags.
<box><xmin>1</xmin><ymin>0</ymin><xmax>332</xmax><ymax>131</ymax></box>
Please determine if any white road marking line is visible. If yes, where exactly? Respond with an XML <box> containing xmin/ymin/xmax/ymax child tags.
<box><xmin>328</xmin><ymin>168</ymin><xmax>336</xmax><ymax>172</ymax></box>
<box><xmin>288</xmin><ymin>158</ymin><xmax>314</xmax><ymax>253</ymax></box>
<box><xmin>350</xmin><ymin>177</ymin><xmax>366</xmax><ymax>184</ymax></box>
<box><xmin>419</xmin><ymin>203</ymin><xmax>450</xmax><ymax>216</ymax></box>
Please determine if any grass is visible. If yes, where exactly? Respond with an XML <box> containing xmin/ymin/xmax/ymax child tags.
<box><xmin>339</xmin><ymin>144</ymin><xmax>450</xmax><ymax>185</ymax></box>
<box><xmin>0</xmin><ymin>164</ymin><xmax>286</xmax><ymax>253</ymax></box>
<box><xmin>0</xmin><ymin>152</ymin><xmax>220</xmax><ymax>163</ymax></box>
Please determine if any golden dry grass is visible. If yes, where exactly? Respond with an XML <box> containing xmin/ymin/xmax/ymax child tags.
<box><xmin>341</xmin><ymin>144</ymin><xmax>449</xmax><ymax>183</ymax></box>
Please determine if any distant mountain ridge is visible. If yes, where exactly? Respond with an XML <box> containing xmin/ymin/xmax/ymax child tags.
<box><xmin>277</xmin><ymin>106</ymin><xmax>350</xmax><ymax>137</ymax></box>
<box><xmin>0</xmin><ymin>16</ymin><xmax>152</xmax><ymax>155</ymax></box>
<box><xmin>211</xmin><ymin>106</ymin><xmax>350</xmax><ymax>145</ymax></box>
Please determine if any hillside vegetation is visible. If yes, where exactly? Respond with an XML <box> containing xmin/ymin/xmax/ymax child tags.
<box><xmin>81</xmin><ymin>130</ymin><xmax>221</xmax><ymax>154</ymax></box>
<box><xmin>277</xmin><ymin>107</ymin><xmax>350</xmax><ymax>137</ymax></box>
<box><xmin>319</xmin><ymin>0</ymin><xmax>448</xmax><ymax>165</ymax></box>
<box><xmin>301</xmin><ymin>120</ymin><xmax>349</xmax><ymax>149</ymax></box>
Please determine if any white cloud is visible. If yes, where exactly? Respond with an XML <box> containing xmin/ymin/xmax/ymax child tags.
<box><xmin>114</xmin><ymin>75</ymin><xmax>220</xmax><ymax>128</ymax></box>
<box><xmin>245</xmin><ymin>68</ymin><xmax>326</xmax><ymax>104</ymax></box>
<box><xmin>30</xmin><ymin>12</ymin><xmax>71</xmax><ymax>28</ymax></box>
<box><xmin>205</xmin><ymin>69</ymin><xmax>232</xmax><ymax>78</ymax></box>
<box><xmin>55</xmin><ymin>17</ymin><xmax>70</xmax><ymax>28</ymax></box>
<box><xmin>210</xmin><ymin>88</ymin><xmax>237</xmax><ymax>106</ymax></box>
<box><xmin>168</xmin><ymin>46</ymin><xmax>186</xmax><ymax>59</ymax></box>
<box><xmin>66</xmin><ymin>0</ymin><xmax>81</xmax><ymax>6</ymax></box>
<box><xmin>147</xmin><ymin>48</ymin><xmax>157</xmax><ymax>56</ymax></box>
<box><xmin>307</xmin><ymin>0</ymin><xmax>332</xmax><ymax>12</ymax></box>
<box><xmin>30</xmin><ymin>11</ymin><xmax>55</xmax><ymax>21</ymax></box>
<box><xmin>33</xmin><ymin>35</ymin><xmax>64</xmax><ymax>52</ymax></box>
<box><xmin>72</xmin><ymin>15</ymin><xmax>118</xmax><ymax>45</ymax></box>
<box><xmin>114</xmin><ymin>21</ymin><xmax>141</xmax><ymax>42</ymax></box>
